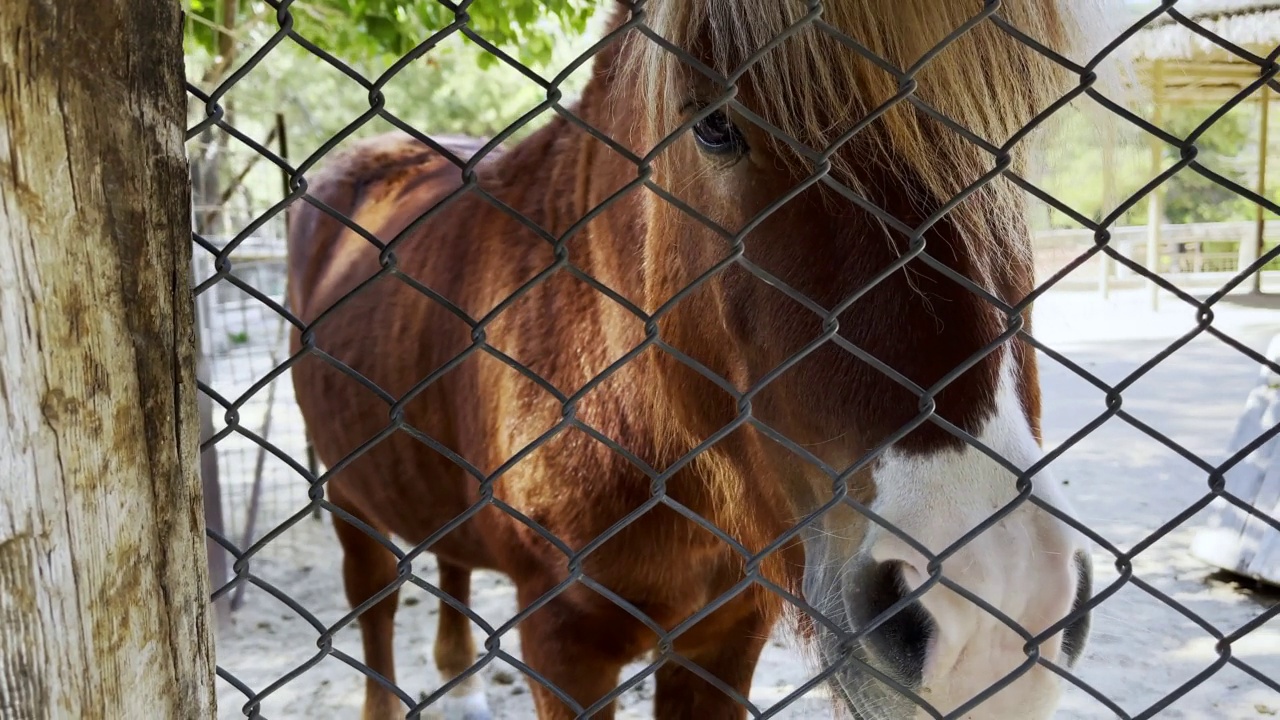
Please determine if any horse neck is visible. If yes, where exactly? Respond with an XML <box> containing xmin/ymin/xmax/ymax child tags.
<box><xmin>472</xmin><ymin>45</ymin><xmax>817</xmax><ymax>584</ymax></box>
<box><xmin>482</xmin><ymin>87</ymin><xmax>649</xmax><ymax>307</ymax></box>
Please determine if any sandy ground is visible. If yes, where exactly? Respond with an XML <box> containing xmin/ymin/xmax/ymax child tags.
<box><xmin>210</xmin><ymin>286</ymin><xmax>1280</xmax><ymax>719</ymax></box>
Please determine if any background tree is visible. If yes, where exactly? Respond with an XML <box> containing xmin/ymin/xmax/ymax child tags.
<box><xmin>183</xmin><ymin>0</ymin><xmax>600</xmax><ymax>235</ymax></box>
<box><xmin>1033</xmin><ymin>100</ymin><xmax>1275</xmax><ymax>231</ymax></box>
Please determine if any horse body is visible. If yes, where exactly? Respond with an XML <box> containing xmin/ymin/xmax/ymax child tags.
<box><xmin>288</xmin><ymin>2</ymin><xmax>1107</xmax><ymax>718</ymax></box>
<box><xmin>289</xmin><ymin>70</ymin><xmax>792</xmax><ymax>718</ymax></box>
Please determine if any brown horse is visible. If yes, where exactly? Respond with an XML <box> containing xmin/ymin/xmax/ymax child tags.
<box><xmin>287</xmin><ymin>2</ymin><xmax>1107</xmax><ymax>718</ymax></box>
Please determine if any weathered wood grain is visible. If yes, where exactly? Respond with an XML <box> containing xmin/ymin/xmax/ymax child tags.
<box><xmin>0</xmin><ymin>0</ymin><xmax>215</xmax><ymax>717</ymax></box>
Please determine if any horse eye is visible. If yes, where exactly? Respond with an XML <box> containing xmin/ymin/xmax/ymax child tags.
<box><xmin>692</xmin><ymin>110</ymin><xmax>746</xmax><ymax>156</ymax></box>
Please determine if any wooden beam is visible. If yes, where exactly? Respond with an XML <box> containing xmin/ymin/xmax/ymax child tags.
<box><xmin>0</xmin><ymin>0</ymin><xmax>216</xmax><ymax>716</ymax></box>
<box><xmin>1131</xmin><ymin>58</ymin><xmax>1271</xmax><ymax>104</ymax></box>
<box><xmin>1135</xmin><ymin>59</ymin><xmax>1266</xmax><ymax>81</ymax></box>
<box><xmin>1099</xmin><ymin>119</ymin><xmax>1118</xmax><ymax>299</ymax></box>
<box><xmin>1147</xmin><ymin>62</ymin><xmax>1166</xmax><ymax>311</ymax></box>
<box><xmin>1249</xmin><ymin>85</ymin><xmax>1272</xmax><ymax>293</ymax></box>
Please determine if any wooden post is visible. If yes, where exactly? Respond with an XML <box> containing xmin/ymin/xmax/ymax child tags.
<box><xmin>1246</xmin><ymin>87</ymin><xmax>1271</xmax><ymax>294</ymax></box>
<box><xmin>0</xmin><ymin>0</ymin><xmax>216</xmax><ymax>717</ymax></box>
<box><xmin>1146</xmin><ymin>63</ymin><xmax>1166</xmax><ymax>312</ymax></box>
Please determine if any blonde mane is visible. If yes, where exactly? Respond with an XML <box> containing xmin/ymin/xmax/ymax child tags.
<box><xmin>627</xmin><ymin>0</ymin><xmax>1117</xmax><ymax>264</ymax></box>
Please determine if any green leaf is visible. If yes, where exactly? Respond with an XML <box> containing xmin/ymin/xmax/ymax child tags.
<box><xmin>187</xmin><ymin>0</ymin><xmax>604</xmax><ymax>73</ymax></box>
<box><xmin>363</xmin><ymin>14</ymin><xmax>401</xmax><ymax>51</ymax></box>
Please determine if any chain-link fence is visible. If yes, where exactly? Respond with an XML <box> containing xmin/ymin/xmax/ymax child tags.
<box><xmin>188</xmin><ymin>1</ymin><xmax>1280</xmax><ymax>718</ymax></box>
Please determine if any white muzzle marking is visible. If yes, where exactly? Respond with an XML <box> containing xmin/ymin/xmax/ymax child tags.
<box><xmin>864</xmin><ymin>359</ymin><xmax>1088</xmax><ymax>718</ymax></box>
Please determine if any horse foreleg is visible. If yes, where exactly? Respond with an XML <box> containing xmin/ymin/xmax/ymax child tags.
<box><xmin>333</xmin><ymin>510</ymin><xmax>403</xmax><ymax>720</ymax></box>
<box><xmin>516</xmin><ymin>591</ymin><xmax>628</xmax><ymax>720</ymax></box>
<box><xmin>433</xmin><ymin>560</ymin><xmax>491</xmax><ymax>720</ymax></box>
<box><xmin>653</xmin><ymin>599</ymin><xmax>772</xmax><ymax>720</ymax></box>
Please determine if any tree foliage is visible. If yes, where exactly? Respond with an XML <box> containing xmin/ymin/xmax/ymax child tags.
<box><xmin>1161</xmin><ymin>102</ymin><xmax>1259</xmax><ymax>225</ymax></box>
<box><xmin>185</xmin><ymin>0</ymin><xmax>598</xmax><ymax>71</ymax></box>
<box><xmin>182</xmin><ymin>0</ymin><xmax>603</xmax><ymax>227</ymax></box>
<box><xmin>1032</xmin><ymin>100</ymin><xmax>1275</xmax><ymax>231</ymax></box>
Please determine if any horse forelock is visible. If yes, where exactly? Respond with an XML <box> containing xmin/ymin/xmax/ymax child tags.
<box><xmin>619</xmin><ymin>0</ymin><xmax>1117</xmax><ymax>263</ymax></box>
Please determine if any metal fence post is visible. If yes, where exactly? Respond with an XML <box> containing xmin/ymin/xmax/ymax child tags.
<box><xmin>0</xmin><ymin>0</ymin><xmax>216</xmax><ymax>716</ymax></box>
<box><xmin>194</xmin><ymin>244</ymin><xmax>233</xmax><ymax>630</ymax></box>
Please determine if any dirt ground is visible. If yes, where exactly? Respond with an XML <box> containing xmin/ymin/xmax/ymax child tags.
<box><xmin>212</xmin><ymin>288</ymin><xmax>1280</xmax><ymax>719</ymax></box>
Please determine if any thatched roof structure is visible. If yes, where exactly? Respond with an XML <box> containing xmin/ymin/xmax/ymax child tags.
<box><xmin>1127</xmin><ymin>0</ymin><xmax>1280</xmax><ymax>102</ymax></box>
<box><xmin>1128</xmin><ymin>0</ymin><xmax>1280</xmax><ymax>63</ymax></box>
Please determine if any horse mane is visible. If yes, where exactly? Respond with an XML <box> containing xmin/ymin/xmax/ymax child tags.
<box><xmin>624</xmin><ymin>0</ymin><xmax>1116</xmax><ymax>259</ymax></box>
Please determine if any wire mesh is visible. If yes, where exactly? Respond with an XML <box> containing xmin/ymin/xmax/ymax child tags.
<box><xmin>188</xmin><ymin>1</ymin><xmax>1280</xmax><ymax>718</ymax></box>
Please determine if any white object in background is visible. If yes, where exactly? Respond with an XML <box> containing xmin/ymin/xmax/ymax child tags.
<box><xmin>1190</xmin><ymin>334</ymin><xmax>1280</xmax><ymax>586</ymax></box>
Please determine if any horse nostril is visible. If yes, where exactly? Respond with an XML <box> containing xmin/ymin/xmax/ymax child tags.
<box><xmin>1062</xmin><ymin>551</ymin><xmax>1093</xmax><ymax>666</ymax></box>
<box><xmin>845</xmin><ymin>560</ymin><xmax>934</xmax><ymax>687</ymax></box>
